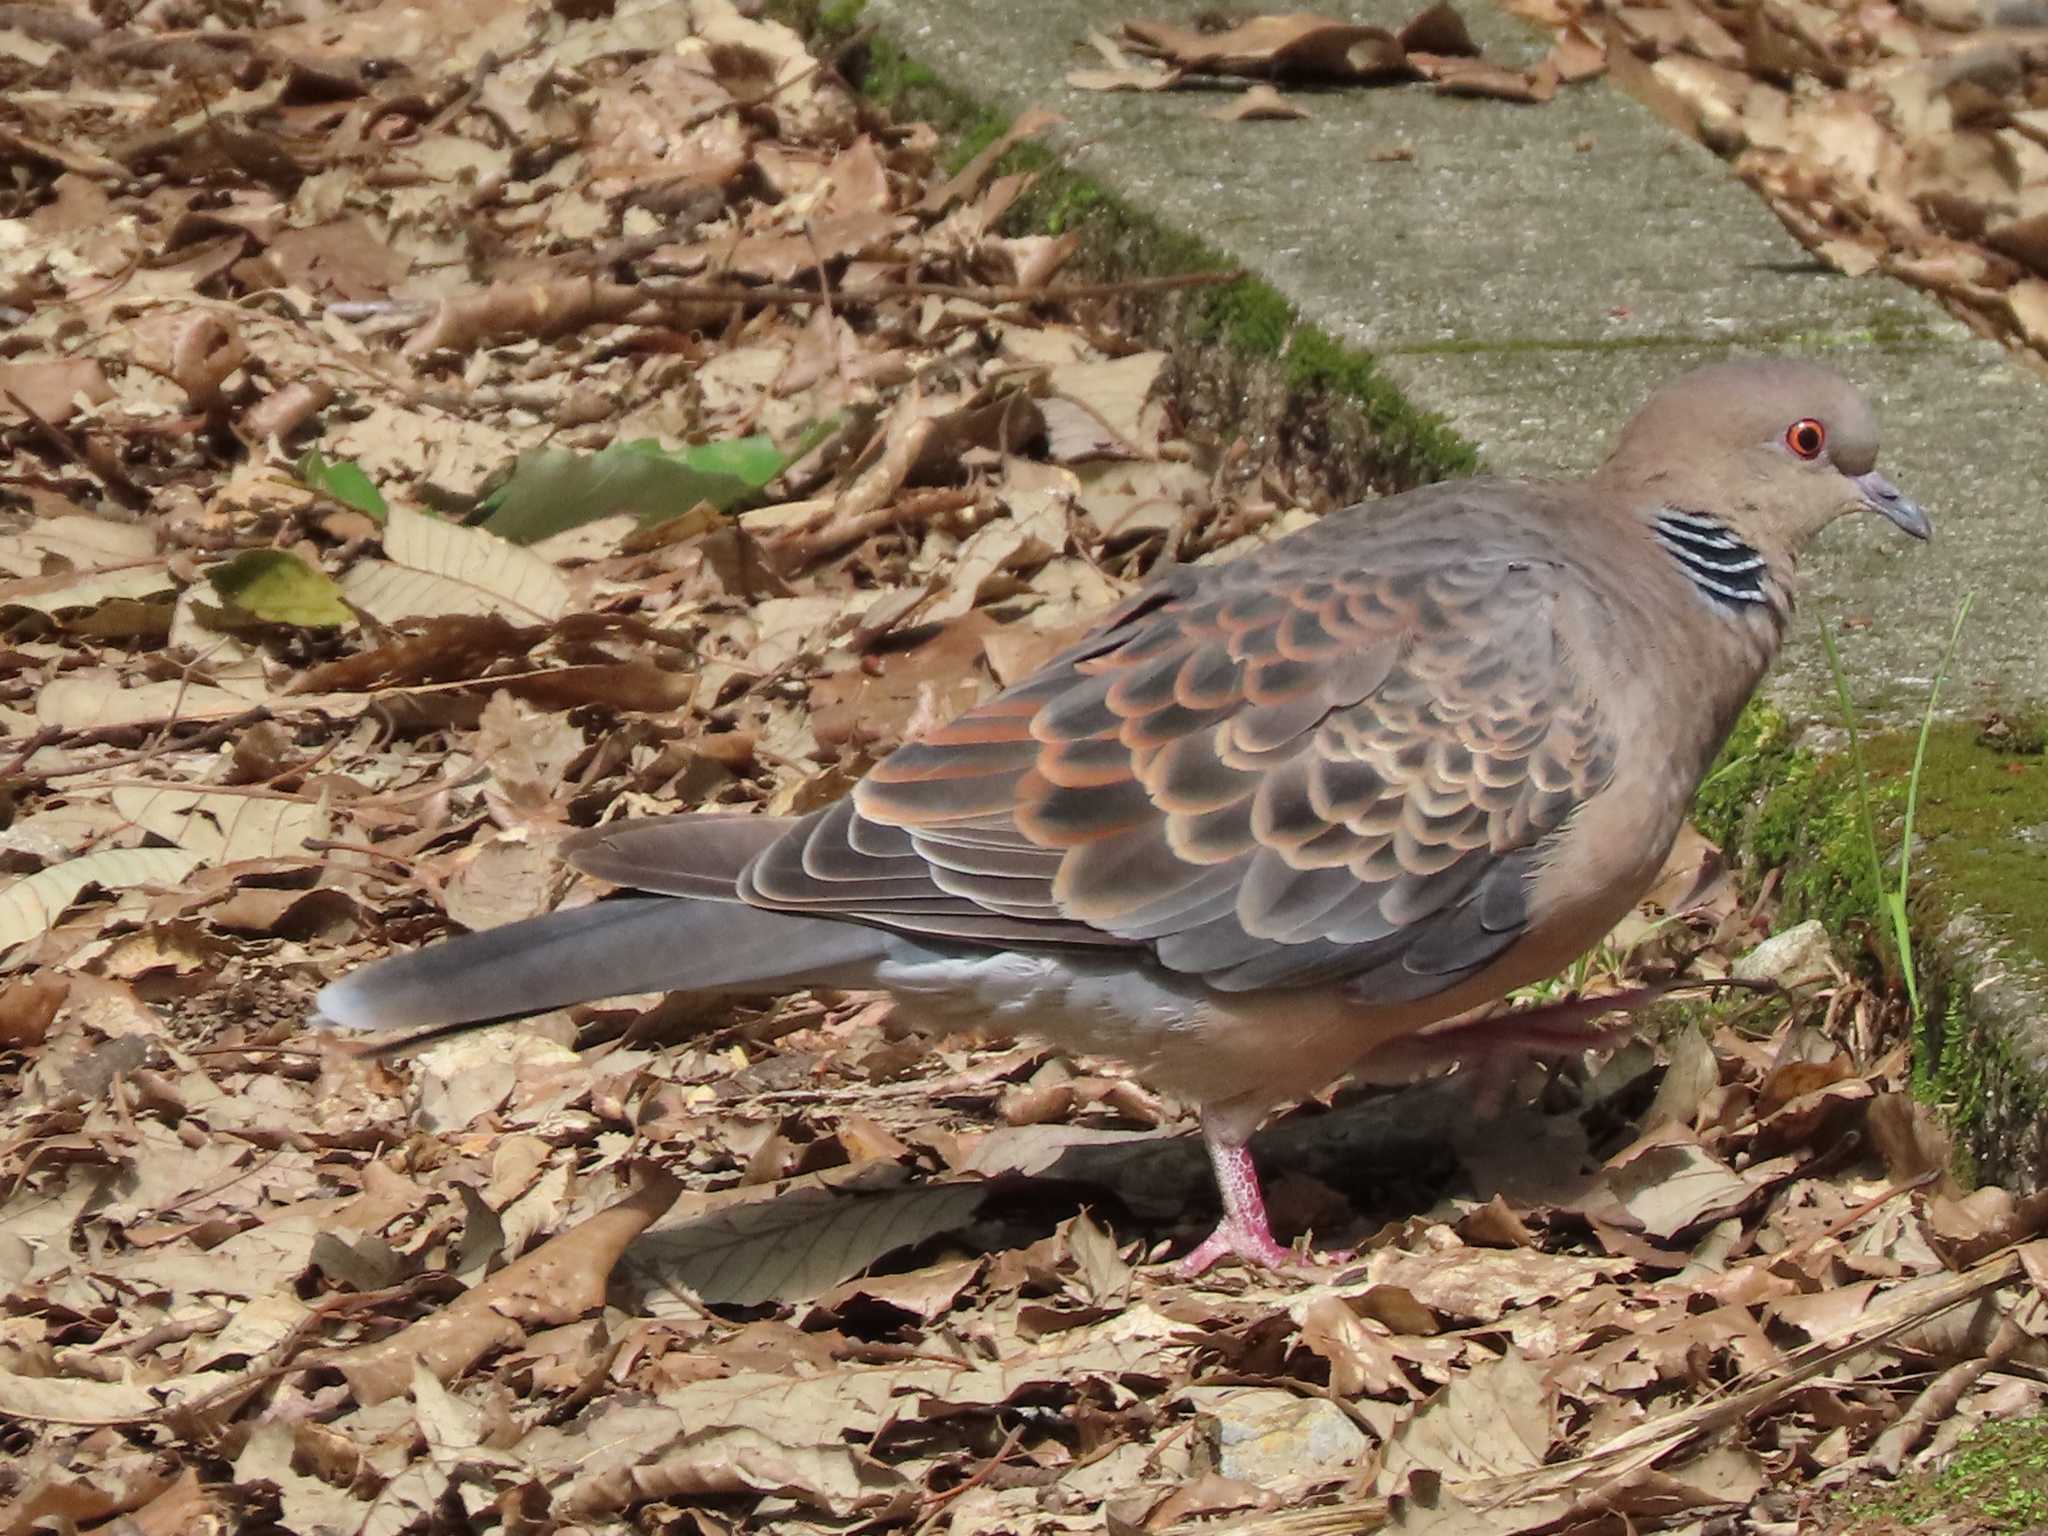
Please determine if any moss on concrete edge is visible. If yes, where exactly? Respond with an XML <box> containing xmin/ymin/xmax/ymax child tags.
<box><xmin>1830</xmin><ymin>1412</ymin><xmax>2048</xmax><ymax>1533</ymax></box>
<box><xmin>1701</xmin><ymin>697</ymin><xmax>2048</xmax><ymax>1188</ymax></box>
<box><xmin>780</xmin><ymin>0</ymin><xmax>1478</xmax><ymax>494</ymax></box>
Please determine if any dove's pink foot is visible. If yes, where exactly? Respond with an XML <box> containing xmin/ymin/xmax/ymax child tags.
<box><xmin>1176</xmin><ymin>1127</ymin><xmax>1352</xmax><ymax>1279</ymax></box>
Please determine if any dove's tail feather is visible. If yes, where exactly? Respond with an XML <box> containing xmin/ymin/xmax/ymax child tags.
<box><xmin>314</xmin><ymin>896</ymin><xmax>897</xmax><ymax>1036</ymax></box>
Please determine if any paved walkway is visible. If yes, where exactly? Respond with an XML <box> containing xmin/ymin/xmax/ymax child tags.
<box><xmin>869</xmin><ymin>0</ymin><xmax>2044</xmax><ymax>717</ymax></box>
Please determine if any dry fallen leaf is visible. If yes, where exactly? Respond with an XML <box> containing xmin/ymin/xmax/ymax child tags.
<box><xmin>1376</xmin><ymin>1348</ymin><xmax>1552</xmax><ymax>1493</ymax></box>
<box><xmin>1206</xmin><ymin>83</ymin><xmax>1312</xmax><ymax>121</ymax></box>
<box><xmin>1121</xmin><ymin>13</ymin><xmax>1409</xmax><ymax>79</ymax></box>
<box><xmin>621</xmin><ymin>1180</ymin><xmax>986</xmax><ymax>1306</ymax></box>
<box><xmin>342</xmin><ymin>504</ymin><xmax>572</xmax><ymax>624</ymax></box>
<box><xmin>337</xmin><ymin>1167</ymin><xmax>683</xmax><ymax>1405</ymax></box>
<box><xmin>0</xmin><ymin>848</ymin><xmax>204</xmax><ymax>954</ymax></box>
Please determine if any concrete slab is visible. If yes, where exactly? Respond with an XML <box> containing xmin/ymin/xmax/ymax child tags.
<box><xmin>867</xmin><ymin>0</ymin><xmax>2044</xmax><ymax>717</ymax></box>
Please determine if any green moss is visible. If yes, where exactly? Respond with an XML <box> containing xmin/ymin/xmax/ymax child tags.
<box><xmin>1915</xmin><ymin>985</ymin><xmax>1984</xmax><ymax>1157</ymax></box>
<box><xmin>1858</xmin><ymin>720</ymin><xmax>2048</xmax><ymax>1152</ymax></box>
<box><xmin>1694</xmin><ymin>698</ymin><xmax>1801</xmax><ymax>850</ymax></box>
<box><xmin>1863</xmin><ymin>722</ymin><xmax>2048</xmax><ymax>972</ymax></box>
<box><xmin>1691</xmin><ymin>698</ymin><xmax>1892</xmax><ymax>944</ymax></box>
<box><xmin>1766</xmin><ymin>754</ymin><xmax>1898</xmax><ymax>941</ymax></box>
<box><xmin>1379</xmin><ymin>296</ymin><xmax>1944</xmax><ymax>360</ymax></box>
<box><xmin>1281</xmin><ymin>329</ymin><xmax>1479</xmax><ymax>480</ymax></box>
<box><xmin>1694</xmin><ymin>702</ymin><xmax>2048</xmax><ymax>984</ymax></box>
<box><xmin>1014</xmin><ymin>160</ymin><xmax>1112</xmax><ymax>236</ymax></box>
<box><xmin>1388</xmin><ymin>335</ymin><xmax>1709</xmax><ymax>358</ymax></box>
<box><xmin>774</xmin><ymin>0</ymin><xmax>867</xmax><ymax>47</ymax></box>
<box><xmin>1864</xmin><ymin>299</ymin><xmax>1942</xmax><ymax>350</ymax></box>
<box><xmin>856</xmin><ymin>32</ymin><xmax>945</xmax><ymax>105</ymax></box>
<box><xmin>1186</xmin><ymin>277</ymin><xmax>1290</xmax><ymax>354</ymax></box>
<box><xmin>1836</xmin><ymin>1415</ymin><xmax>2048</xmax><ymax>1534</ymax></box>
<box><xmin>815</xmin><ymin>0</ymin><xmax>866</xmax><ymax>37</ymax></box>
<box><xmin>944</xmin><ymin>112</ymin><xmax>1010</xmax><ymax>176</ymax></box>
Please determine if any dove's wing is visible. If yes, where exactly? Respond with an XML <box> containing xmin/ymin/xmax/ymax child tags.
<box><xmin>738</xmin><ymin>483</ymin><xmax>1619</xmax><ymax>1000</ymax></box>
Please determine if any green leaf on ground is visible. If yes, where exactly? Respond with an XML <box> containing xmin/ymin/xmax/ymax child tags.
<box><xmin>296</xmin><ymin>450</ymin><xmax>388</xmax><ymax>520</ymax></box>
<box><xmin>673</xmin><ymin>434</ymin><xmax>795</xmax><ymax>488</ymax></box>
<box><xmin>478</xmin><ymin>424</ymin><xmax>834</xmax><ymax>544</ymax></box>
<box><xmin>207</xmin><ymin>550</ymin><xmax>353</xmax><ymax>628</ymax></box>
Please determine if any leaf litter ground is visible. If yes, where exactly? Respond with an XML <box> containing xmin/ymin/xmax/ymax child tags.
<box><xmin>2</xmin><ymin>3</ymin><xmax>2046</xmax><ymax>1534</ymax></box>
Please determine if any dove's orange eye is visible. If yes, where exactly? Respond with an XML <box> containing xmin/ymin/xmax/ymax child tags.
<box><xmin>1785</xmin><ymin>418</ymin><xmax>1827</xmax><ymax>459</ymax></box>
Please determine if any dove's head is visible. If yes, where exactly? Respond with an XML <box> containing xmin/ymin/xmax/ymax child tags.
<box><xmin>1600</xmin><ymin>359</ymin><xmax>1932</xmax><ymax>556</ymax></box>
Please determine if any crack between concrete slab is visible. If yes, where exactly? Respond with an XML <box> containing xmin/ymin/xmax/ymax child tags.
<box><xmin>1382</xmin><ymin>330</ymin><xmax>1948</xmax><ymax>357</ymax></box>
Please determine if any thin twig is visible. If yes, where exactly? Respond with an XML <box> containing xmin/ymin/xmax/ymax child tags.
<box><xmin>672</xmin><ymin>48</ymin><xmax>828</xmax><ymax>135</ymax></box>
<box><xmin>75</xmin><ymin>776</ymin><xmax>317</xmax><ymax>803</ymax></box>
<box><xmin>908</xmin><ymin>1420</ymin><xmax>1028</xmax><ymax>1536</ymax></box>
<box><xmin>1871</xmin><ymin>1290</ymin><xmax>2044</xmax><ymax>1472</ymax></box>
<box><xmin>97</xmin><ymin>1308</ymin><xmax>232</xmax><ymax>1359</ymax></box>
<box><xmin>2</xmin><ymin>387</ymin><xmax>150</xmax><ymax>508</ymax></box>
<box><xmin>5</xmin><ymin>707</ymin><xmax>274</xmax><ymax>786</ymax></box>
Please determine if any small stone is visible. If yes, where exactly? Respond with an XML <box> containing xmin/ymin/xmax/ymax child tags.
<box><xmin>1732</xmin><ymin>919</ymin><xmax>1837</xmax><ymax>989</ymax></box>
<box><xmin>1186</xmin><ymin>1388</ymin><xmax>1369</xmax><ymax>1482</ymax></box>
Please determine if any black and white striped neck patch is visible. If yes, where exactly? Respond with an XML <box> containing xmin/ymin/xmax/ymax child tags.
<box><xmin>1651</xmin><ymin>509</ymin><xmax>1769</xmax><ymax>608</ymax></box>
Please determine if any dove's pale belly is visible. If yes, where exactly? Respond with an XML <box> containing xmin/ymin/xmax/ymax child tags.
<box><xmin>874</xmin><ymin>947</ymin><xmax>1203</xmax><ymax>1051</ymax></box>
<box><xmin>869</xmin><ymin>944</ymin><xmax>1461</xmax><ymax>1131</ymax></box>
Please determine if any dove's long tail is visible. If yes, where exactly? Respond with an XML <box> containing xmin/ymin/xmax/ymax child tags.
<box><xmin>314</xmin><ymin>896</ymin><xmax>896</xmax><ymax>1037</ymax></box>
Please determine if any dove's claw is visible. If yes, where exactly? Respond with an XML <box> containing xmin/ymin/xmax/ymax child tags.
<box><xmin>1177</xmin><ymin>1218</ymin><xmax>1297</xmax><ymax>1278</ymax></box>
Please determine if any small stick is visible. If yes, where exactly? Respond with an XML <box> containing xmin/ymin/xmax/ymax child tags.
<box><xmin>5</xmin><ymin>707</ymin><xmax>274</xmax><ymax>787</ymax></box>
<box><xmin>3</xmin><ymin>387</ymin><xmax>150</xmax><ymax>508</ymax></box>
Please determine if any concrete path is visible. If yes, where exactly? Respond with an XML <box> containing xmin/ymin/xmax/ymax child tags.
<box><xmin>869</xmin><ymin>0</ymin><xmax>2043</xmax><ymax>717</ymax></box>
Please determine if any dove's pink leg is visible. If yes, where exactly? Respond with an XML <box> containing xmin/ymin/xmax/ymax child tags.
<box><xmin>1178</xmin><ymin>1129</ymin><xmax>1293</xmax><ymax>1277</ymax></box>
<box><xmin>1178</xmin><ymin>1122</ymin><xmax>1351</xmax><ymax>1278</ymax></box>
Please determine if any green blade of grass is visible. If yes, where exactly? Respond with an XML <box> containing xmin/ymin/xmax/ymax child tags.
<box><xmin>1892</xmin><ymin>592</ymin><xmax>1975</xmax><ymax>1019</ymax></box>
<box><xmin>1820</xmin><ymin>592</ymin><xmax>1974</xmax><ymax>1024</ymax></box>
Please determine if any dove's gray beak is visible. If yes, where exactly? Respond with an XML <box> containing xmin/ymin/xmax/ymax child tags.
<box><xmin>1855</xmin><ymin>471</ymin><xmax>1932</xmax><ymax>540</ymax></box>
